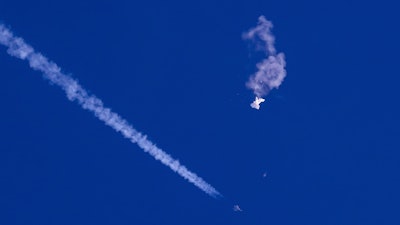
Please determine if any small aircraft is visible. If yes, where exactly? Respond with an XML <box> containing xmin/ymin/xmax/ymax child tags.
<box><xmin>250</xmin><ymin>96</ymin><xmax>265</xmax><ymax>110</ymax></box>
<box><xmin>233</xmin><ymin>204</ymin><xmax>243</xmax><ymax>212</ymax></box>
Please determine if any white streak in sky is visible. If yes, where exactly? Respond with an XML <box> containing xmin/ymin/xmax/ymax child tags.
<box><xmin>0</xmin><ymin>24</ymin><xmax>221</xmax><ymax>198</ymax></box>
<box><xmin>243</xmin><ymin>16</ymin><xmax>286</xmax><ymax>109</ymax></box>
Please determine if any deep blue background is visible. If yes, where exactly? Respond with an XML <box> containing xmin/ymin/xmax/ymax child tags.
<box><xmin>1</xmin><ymin>0</ymin><xmax>399</xmax><ymax>224</ymax></box>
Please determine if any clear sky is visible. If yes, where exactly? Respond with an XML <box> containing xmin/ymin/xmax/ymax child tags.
<box><xmin>1</xmin><ymin>0</ymin><xmax>399</xmax><ymax>224</ymax></box>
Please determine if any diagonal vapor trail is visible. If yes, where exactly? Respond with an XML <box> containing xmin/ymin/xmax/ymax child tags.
<box><xmin>0</xmin><ymin>24</ymin><xmax>221</xmax><ymax>198</ymax></box>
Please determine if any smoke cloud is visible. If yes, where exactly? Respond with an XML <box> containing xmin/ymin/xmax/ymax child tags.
<box><xmin>0</xmin><ymin>24</ymin><xmax>221</xmax><ymax>198</ymax></box>
<box><xmin>243</xmin><ymin>16</ymin><xmax>287</xmax><ymax>109</ymax></box>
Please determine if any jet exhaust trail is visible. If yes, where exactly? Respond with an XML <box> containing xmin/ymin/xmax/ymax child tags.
<box><xmin>243</xmin><ymin>16</ymin><xmax>287</xmax><ymax>110</ymax></box>
<box><xmin>0</xmin><ymin>24</ymin><xmax>221</xmax><ymax>198</ymax></box>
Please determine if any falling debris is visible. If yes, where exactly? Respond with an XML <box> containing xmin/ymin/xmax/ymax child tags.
<box><xmin>233</xmin><ymin>204</ymin><xmax>243</xmax><ymax>212</ymax></box>
<box><xmin>262</xmin><ymin>172</ymin><xmax>267</xmax><ymax>178</ymax></box>
<box><xmin>250</xmin><ymin>96</ymin><xmax>265</xmax><ymax>110</ymax></box>
<box><xmin>243</xmin><ymin>16</ymin><xmax>287</xmax><ymax>110</ymax></box>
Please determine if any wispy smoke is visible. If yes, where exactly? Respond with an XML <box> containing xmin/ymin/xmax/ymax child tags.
<box><xmin>243</xmin><ymin>16</ymin><xmax>286</xmax><ymax>109</ymax></box>
<box><xmin>0</xmin><ymin>24</ymin><xmax>221</xmax><ymax>198</ymax></box>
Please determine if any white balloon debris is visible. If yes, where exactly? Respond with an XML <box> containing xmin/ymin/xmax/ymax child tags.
<box><xmin>250</xmin><ymin>96</ymin><xmax>265</xmax><ymax>110</ymax></box>
<box><xmin>243</xmin><ymin>16</ymin><xmax>286</xmax><ymax>110</ymax></box>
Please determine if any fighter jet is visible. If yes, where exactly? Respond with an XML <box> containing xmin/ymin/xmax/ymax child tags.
<box><xmin>233</xmin><ymin>204</ymin><xmax>243</xmax><ymax>212</ymax></box>
<box><xmin>250</xmin><ymin>96</ymin><xmax>265</xmax><ymax>110</ymax></box>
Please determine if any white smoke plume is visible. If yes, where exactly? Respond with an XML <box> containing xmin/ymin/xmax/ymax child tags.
<box><xmin>0</xmin><ymin>24</ymin><xmax>221</xmax><ymax>198</ymax></box>
<box><xmin>243</xmin><ymin>16</ymin><xmax>286</xmax><ymax>109</ymax></box>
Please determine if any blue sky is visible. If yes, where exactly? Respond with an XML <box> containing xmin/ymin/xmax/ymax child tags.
<box><xmin>1</xmin><ymin>0</ymin><xmax>399</xmax><ymax>224</ymax></box>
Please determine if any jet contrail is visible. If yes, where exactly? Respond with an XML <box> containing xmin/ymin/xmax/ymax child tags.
<box><xmin>0</xmin><ymin>24</ymin><xmax>221</xmax><ymax>198</ymax></box>
<box><xmin>243</xmin><ymin>16</ymin><xmax>286</xmax><ymax>110</ymax></box>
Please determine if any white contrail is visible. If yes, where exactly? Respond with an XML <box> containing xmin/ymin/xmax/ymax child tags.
<box><xmin>0</xmin><ymin>24</ymin><xmax>221</xmax><ymax>198</ymax></box>
<box><xmin>243</xmin><ymin>16</ymin><xmax>286</xmax><ymax>110</ymax></box>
